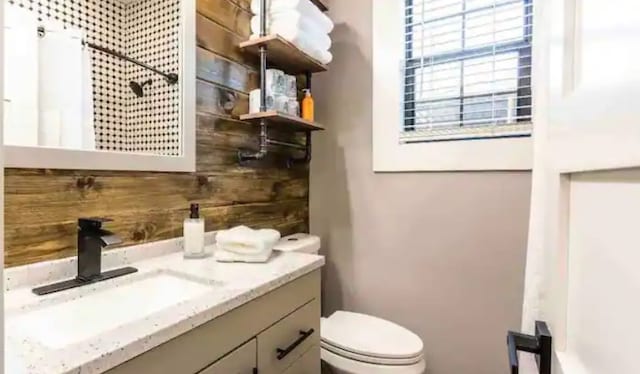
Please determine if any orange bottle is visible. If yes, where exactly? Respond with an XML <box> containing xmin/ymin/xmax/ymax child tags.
<box><xmin>301</xmin><ymin>89</ymin><xmax>314</xmax><ymax>121</ymax></box>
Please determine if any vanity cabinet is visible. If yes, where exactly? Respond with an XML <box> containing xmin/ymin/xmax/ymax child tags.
<box><xmin>199</xmin><ymin>339</ymin><xmax>257</xmax><ymax>374</ymax></box>
<box><xmin>105</xmin><ymin>270</ymin><xmax>321</xmax><ymax>374</ymax></box>
<box><xmin>282</xmin><ymin>344</ymin><xmax>321</xmax><ymax>374</ymax></box>
<box><xmin>257</xmin><ymin>299</ymin><xmax>320</xmax><ymax>374</ymax></box>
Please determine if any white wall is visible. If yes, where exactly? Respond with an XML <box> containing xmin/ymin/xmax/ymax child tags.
<box><xmin>310</xmin><ymin>0</ymin><xmax>532</xmax><ymax>372</ymax></box>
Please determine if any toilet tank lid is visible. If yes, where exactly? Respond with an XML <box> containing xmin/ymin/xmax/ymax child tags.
<box><xmin>273</xmin><ymin>233</ymin><xmax>321</xmax><ymax>254</ymax></box>
<box><xmin>321</xmin><ymin>311</ymin><xmax>424</xmax><ymax>360</ymax></box>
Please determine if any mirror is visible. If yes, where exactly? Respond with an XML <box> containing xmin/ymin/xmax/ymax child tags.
<box><xmin>2</xmin><ymin>0</ymin><xmax>195</xmax><ymax>171</ymax></box>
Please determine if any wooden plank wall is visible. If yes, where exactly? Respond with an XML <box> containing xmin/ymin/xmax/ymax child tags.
<box><xmin>4</xmin><ymin>0</ymin><xmax>310</xmax><ymax>267</ymax></box>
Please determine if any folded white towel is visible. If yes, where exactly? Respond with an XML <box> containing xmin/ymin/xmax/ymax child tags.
<box><xmin>251</xmin><ymin>17</ymin><xmax>332</xmax><ymax>51</ymax></box>
<box><xmin>216</xmin><ymin>225</ymin><xmax>281</xmax><ymax>255</ymax></box>
<box><xmin>214</xmin><ymin>244</ymin><xmax>273</xmax><ymax>263</ymax></box>
<box><xmin>251</xmin><ymin>0</ymin><xmax>333</xmax><ymax>33</ymax></box>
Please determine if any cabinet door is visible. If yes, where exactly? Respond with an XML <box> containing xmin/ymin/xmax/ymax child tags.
<box><xmin>282</xmin><ymin>345</ymin><xmax>320</xmax><ymax>374</ymax></box>
<box><xmin>257</xmin><ymin>299</ymin><xmax>320</xmax><ymax>374</ymax></box>
<box><xmin>199</xmin><ymin>339</ymin><xmax>256</xmax><ymax>374</ymax></box>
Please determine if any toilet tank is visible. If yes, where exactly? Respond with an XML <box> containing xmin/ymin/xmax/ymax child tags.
<box><xmin>273</xmin><ymin>233</ymin><xmax>321</xmax><ymax>254</ymax></box>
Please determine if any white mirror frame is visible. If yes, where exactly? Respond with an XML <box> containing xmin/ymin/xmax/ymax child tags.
<box><xmin>3</xmin><ymin>0</ymin><xmax>196</xmax><ymax>172</ymax></box>
<box><xmin>0</xmin><ymin>0</ymin><xmax>6</xmax><ymax>366</ymax></box>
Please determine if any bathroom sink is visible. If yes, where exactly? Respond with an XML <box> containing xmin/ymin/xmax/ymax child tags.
<box><xmin>6</xmin><ymin>269</ymin><xmax>219</xmax><ymax>349</ymax></box>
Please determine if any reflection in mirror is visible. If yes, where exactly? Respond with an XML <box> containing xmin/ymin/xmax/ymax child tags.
<box><xmin>3</xmin><ymin>0</ymin><xmax>183</xmax><ymax>156</ymax></box>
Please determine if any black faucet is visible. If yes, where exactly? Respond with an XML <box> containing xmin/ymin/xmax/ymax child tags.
<box><xmin>32</xmin><ymin>218</ymin><xmax>138</xmax><ymax>295</ymax></box>
<box><xmin>77</xmin><ymin>218</ymin><xmax>123</xmax><ymax>280</ymax></box>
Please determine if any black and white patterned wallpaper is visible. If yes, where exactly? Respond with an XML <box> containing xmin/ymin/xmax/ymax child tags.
<box><xmin>125</xmin><ymin>0</ymin><xmax>181</xmax><ymax>156</ymax></box>
<box><xmin>6</xmin><ymin>0</ymin><xmax>181</xmax><ymax>155</ymax></box>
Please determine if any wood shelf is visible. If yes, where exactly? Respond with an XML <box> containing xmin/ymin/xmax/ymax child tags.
<box><xmin>239</xmin><ymin>35</ymin><xmax>328</xmax><ymax>74</ymax></box>
<box><xmin>239</xmin><ymin>111</ymin><xmax>325</xmax><ymax>132</ymax></box>
<box><xmin>310</xmin><ymin>0</ymin><xmax>329</xmax><ymax>12</ymax></box>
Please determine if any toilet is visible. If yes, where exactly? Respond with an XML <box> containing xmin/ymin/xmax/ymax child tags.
<box><xmin>273</xmin><ymin>234</ymin><xmax>427</xmax><ymax>374</ymax></box>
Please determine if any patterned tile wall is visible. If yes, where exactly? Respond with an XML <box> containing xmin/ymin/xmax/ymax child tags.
<box><xmin>8</xmin><ymin>0</ymin><xmax>128</xmax><ymax>151</ymax></box>
<box><xmin>5</xmin><ymin>0</ymin><xmax>181</xmax><ymax>155</ymax></box>
<box><xmin>125</xmin><ymin>0</ymin><xmax>181</xmax><ymax>156</ymax></box>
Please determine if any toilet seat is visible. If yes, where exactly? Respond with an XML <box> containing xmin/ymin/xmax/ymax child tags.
<box><xmin>322</xmin><ymin>340</ymin><xmax>424</xmax><ymax>365</ymax></box>
<box><xmin>321</xmin><ymin>311</ymin><xmax>425</xmax><ymax>369</ymax></box>
<box><xmin>321</xmin><ymin>347</ymin><xmax>427</xmax><ymax>374</ymax></box>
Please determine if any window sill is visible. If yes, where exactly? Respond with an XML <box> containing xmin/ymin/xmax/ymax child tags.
<box><xmin>400</xmin><ymin>123</ymin><xmax>532</xmax><ymax>143</ymax></box>
<box><xmin>373</xmin><ymin>132</ymin><xmax>533</xmax><ymax>172</ymax></box>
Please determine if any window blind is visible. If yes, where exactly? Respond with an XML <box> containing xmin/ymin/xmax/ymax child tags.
<box><xmin>402</xmin><ymin>0</ymin><xmax>533</xmax><ymax>143</ymax></box>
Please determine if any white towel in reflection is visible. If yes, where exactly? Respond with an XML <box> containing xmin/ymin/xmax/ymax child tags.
<box><xmin>82</xmin><ymin>47</ymin><xmax>96</xmax><ymax>150</ymax></box>
<box><xmin>39</xmin><ymin>110</ymin><xmax>62</xmax><ymax>147</ymax></box>
<box><xmin>3</xmin><ymin>4</ymin><xmax>39</xmax><ymax>146</ymax></box>
<box><xmin>38</xmin><ymin>20</ymin><xmax>83</xmax><ymax>149</ymax></box>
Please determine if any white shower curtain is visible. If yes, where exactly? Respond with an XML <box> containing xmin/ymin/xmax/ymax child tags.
<box><xmin>81</xmin><ymin>46</ymin><xmax>96</xmax><ymax>150</ymax></box>
<box><xmin>520</xmin><ymin>1</ymin><xmax>555</xmax><ymax>334</ymax></box>
<box><xmin>3</xmin><ymin>4</ymin><xmax>39</xmax><ymax>146</ymax></box>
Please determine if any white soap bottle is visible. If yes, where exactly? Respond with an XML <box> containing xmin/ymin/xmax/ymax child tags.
<box><xmin>184</xmin><ymin>203</ymin><xmax>206</xmax><ymax>259</ymax></box>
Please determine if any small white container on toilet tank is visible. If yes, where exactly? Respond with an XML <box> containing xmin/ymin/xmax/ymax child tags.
<box><xmin>273</xmin><ymin>233</ymin><xmax>321</xmax><ymax>254</ymax></box>
<box><xmin>273</xmin><ymin>234</ymin><xmax>427</xmax><ymax>374</ymax></box>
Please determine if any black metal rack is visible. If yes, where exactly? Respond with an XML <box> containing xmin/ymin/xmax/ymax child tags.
<box><xmin>237</xmin><ymin>0</ymin><xmax>327</xmax><ymax>166</ymax></box>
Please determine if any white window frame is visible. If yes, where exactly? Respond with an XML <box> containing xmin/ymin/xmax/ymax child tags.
<box><xmin>2</xmin><ymin>0</ymin><xmax>196</xmax><ymax>172</ymax></box>
<box><xmin>372</xmin><ymin>0</ymin><xmax>533</xmax><ymax>172</ymax></box>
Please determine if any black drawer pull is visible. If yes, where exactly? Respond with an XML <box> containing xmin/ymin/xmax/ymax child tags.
<box><xmin>507</xmin><ymin>321</ymin><xmax>552</xmax><ymax>374</ymax></box>
<box><xmin>276</xmin><ymin>328</ymin><xmax>315</xmax><ymax>360</ymax></box>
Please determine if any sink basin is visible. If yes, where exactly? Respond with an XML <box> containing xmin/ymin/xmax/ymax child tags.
<box><xmin>6</xmin><ymin>269</ymin><xmax>218</xmax><ymax>349</ymax></box>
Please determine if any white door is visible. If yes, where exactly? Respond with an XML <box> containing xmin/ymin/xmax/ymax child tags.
<box><xmin>519</xmin><ymin>0</ymin><xmax>640</xmax><ymax>373</ymax></box>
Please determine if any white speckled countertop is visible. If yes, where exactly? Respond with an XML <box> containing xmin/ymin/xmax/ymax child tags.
<box><xmin>4</xmin><ymin>234</ymin><xmax>324</xmax><ymax>374</ymax></box>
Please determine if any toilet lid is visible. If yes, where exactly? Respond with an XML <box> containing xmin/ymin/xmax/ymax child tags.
<box><xmin>321</xmin><ymin>311</ymin><xmax>424</xmax><ymax>360</ymax></box>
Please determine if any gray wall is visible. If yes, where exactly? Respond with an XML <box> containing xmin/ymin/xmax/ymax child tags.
<box><xmin>309</xmin><ymin>1</ymin><xmax>532</xmax><ymax>373</ymax></box>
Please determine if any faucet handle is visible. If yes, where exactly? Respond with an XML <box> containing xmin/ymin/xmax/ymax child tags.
<box><xmin>78</xmin><ymin>217</ymin><xmax>113</xmax><ymax>230</ymax></box>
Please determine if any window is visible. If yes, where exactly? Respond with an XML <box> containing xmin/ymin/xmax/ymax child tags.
<box><xmin>402</xmin><ymin>0</ymin><xmax>533</xmax><ymax>142</ymax></box>
<box><xmin>371</xmin><ymin>1</ymin><xmax>533</xmax><ymax>171</ymax></box>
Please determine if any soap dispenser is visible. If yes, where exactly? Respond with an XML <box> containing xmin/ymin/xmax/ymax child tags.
<box><xmin>184</xmin><ymin>203</ymin><xmax>206</xmax><ymax>258</ymax></box>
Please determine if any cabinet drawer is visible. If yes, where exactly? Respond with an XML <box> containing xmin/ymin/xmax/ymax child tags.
<box><xmin>199</xmin><ymin>339</ymin><xmax>256</xmax><ymax>374</ymax></box>
<box><xmin>257</xmin><ymin>299</ymin><xmax>320</xmax><ymax>374</ymax></box>
<box><xmin>282</xmin><ymin>345</ymin><xmax>320</xmax><ymax>374</ymax></box>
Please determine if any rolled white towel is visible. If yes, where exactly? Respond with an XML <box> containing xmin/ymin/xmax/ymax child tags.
<box><xmin>216</xmin><ymin>225</ymin><xmax>281</xmax><ymax>255</ymax></box>
<box><xmin>251</xmin><ymin>0</ymin><xmax>333</xmax><ymax>33</ymax></box>
<box><xmin>318</xmin><ymin>50</ymin><xmax>333</xmax><ymax>64</ymax></box>
<box><xmin>252</xmin><ymin>19</ymin><xmax>332</xmax><ymax>51</ymax></box>
<box><xmin>251</xmin><ymin>10</ymin><xmax>331</xmax><ymax>37</ymax></box>
<box><xmin>304</xmin><ymin>47</ymin><xmax>332</xmax><ymax>64</ymax></box>
<box><xmin>250</xmin><ymin>33</ymin><xmax>333</xmax><ymax>64</ymax></box>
